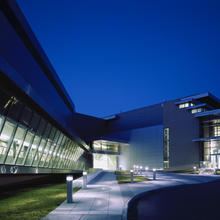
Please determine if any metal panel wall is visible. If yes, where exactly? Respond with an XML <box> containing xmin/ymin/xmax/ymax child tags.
<box><xmin>118</xmin><ymin>125</ymin><xmax>164</xmax><ymax>170</ymax></box>
<box><xmin>107</xmin><ymin>103</ymin><xmax>163</xmax><ymax>134</ymax></box>
<box><xmin>163</xmin><ymin>100</ymin><xmax>200</xmax><ymax>170</ymax></box>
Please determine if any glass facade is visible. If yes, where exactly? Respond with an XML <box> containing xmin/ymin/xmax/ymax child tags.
<box><xmin>202</xmin><ymin>119</ymin><xmax>220</xmax><ymax>168</ymax></box>
<box><xmin>93</xmin><ymin>153</ymin><xmax>117</xmax><ymax>170</ymax></box>
<box><xmin>203</xmin><ymin>119</ymin><xmax>220</xmax><ymax>138</ymax></box>
<box><xmin>163</xmin><ymin>128</ymin><xmax>170</xmax><ymax>168</ymax></box>
<box><xmin>0</xmin><ymin>85</ymin><xmax>89</xmax><ymax>173</ymax></box>
<box><xmin>93</xmin><ymin>140</ymin><xmax>119</xmax><ymax>153</ymax></box>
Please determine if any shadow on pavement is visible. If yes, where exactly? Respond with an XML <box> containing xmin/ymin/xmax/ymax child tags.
<box><xmin>128</xmin><ymin>180</ymin><xmax>220</xmax><ymax>220</ymax></box>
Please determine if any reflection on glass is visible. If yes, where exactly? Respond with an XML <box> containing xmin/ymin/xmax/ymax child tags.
<box><xmin>5</xmin><ymin>126</ymin><xmax>26</xmax><ymax>164</ymax></box>
<box><xmin>93</xmin><ymin>140</ymin><xmax>119</xmax><ymax>153</ymax></box>
<box><xmin>33</xmin><ymin>138</ymin><xmax>46</xmax><ymax>166</ymax></box>
<box><xmin>25</xmin><ymin>135</ymin><xmax>40</xmax><ymax>166</ymax></box>
<box><xmin>53</xmin><ymin>136</ymin><xmax>66</xmax><ymax>168</ymax></box>
<box><xmin>16</xmin><ymin>131</ymin><xmax>34</xmax><ymax>165</ymax></box>
<box><xmin>44</xmin><ymin>130</ymin><xmax>59</xmax><ymax>167</ymax></box>
<box><xmin>39</xmin><ymin>139</ymin><xmax>52</xmax><ymax>167</ymax></box>
<box><xmin>0</xmin><ymin>87</ymin><xmax>88</xmax><ymax>171</ymax></box>
<box><xmin>0</xmin><ymin>120</ymin><xmax>16</xmax><ymax>163</ymax></box>
<box><xmin>60</xmin><ymin>139</ymin><xmax>71</xmax><ymax>168</ymax></box>
<box><xmin>49</xmin><ymin>133</ymin><xmax>63</xmax><ymax>168</ymax></box>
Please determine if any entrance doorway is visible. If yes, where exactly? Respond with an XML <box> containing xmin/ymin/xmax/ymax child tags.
<box><xmin>210</xmin><ymin>154</ymin><xmax>220</xmax><ymax>169</ymax></box>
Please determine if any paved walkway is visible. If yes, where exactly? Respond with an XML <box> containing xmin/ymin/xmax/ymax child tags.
<box><xmin>42</xmin><ymin>171</ymin><xmax>220</xmax><ymax>220</ymax></box>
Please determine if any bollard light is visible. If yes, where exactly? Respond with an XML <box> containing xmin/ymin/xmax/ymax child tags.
<box><xmin>140</xmin><ymin>166</ymin><xmax>143</xmax><ymax>175</ymax></box>
<box><xmin>66</xmin><ymin>175</ymin><xmax>73</xmax><ymax>181</ymax></box>
<box><xmin>83</xmin><ymin>171</ymin><xmax>87</xmax><ymax>189</ymax></box>
<box><xmin>153</xmin><ymin>169</ymin><xmax>156</xmax><ymax>180</ymax></box>
<box><xmin>193</xmin><ymin>166</ymin><xmax>196</xmax><ymax>175</ymax></box>
<box><xmin>66</xmin><ymin>175</ymin><xmax>73</xmax><ymax>203</ymax></box>
<box><xmin>130</xmin><ymin>169</ymin><xmax>134</xmax><ymax>183</ymax></box>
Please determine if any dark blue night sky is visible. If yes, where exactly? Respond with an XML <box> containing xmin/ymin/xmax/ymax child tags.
<box><xmin>17</xmin><ymin>0</ymin><xmax>220</xmax><ymax>117</ymax></box>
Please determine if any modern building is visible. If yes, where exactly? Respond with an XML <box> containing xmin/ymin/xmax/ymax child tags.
<box><xmin>1</xmin><ymin>0</ymin><xmax>220</xmax><ymax>174</ymax></box>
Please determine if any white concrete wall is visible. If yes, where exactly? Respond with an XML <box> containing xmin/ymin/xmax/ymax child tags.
<box><xmin>72</xmin><ymin>169</ymin><xmax>103</xmax><ymax>187</ymax></box>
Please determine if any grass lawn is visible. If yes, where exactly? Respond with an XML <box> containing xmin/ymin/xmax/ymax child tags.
<box><xmin>87</xmin><ymin>168</ymin><xmax>100</xmax><ymax>174</ymax></box>
<box><xmin>171</xmin><ymin>170</ymin><xmax>199</xmax><ymax>174</ymax></box>
<box><xmin>115</xmin><ymin>171</ymin><xmax>149</xmax><ymax>184</ymax></box>
<box><xmin>115</xmin><ymin>170</ymin><xmax>131</xmax><ymax>175</ymax></box>
<box><xmin>0</xmin><ymin>183</ymin><xmax>80</xmax><ymax>220</ymax></box>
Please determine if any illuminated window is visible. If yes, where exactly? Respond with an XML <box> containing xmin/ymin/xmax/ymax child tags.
<box><xmin>179</xmin><ymin>103</ymin><xmax>189</xmax><ymax>109</ymax></box>
<box><xmin>93</xmin><ymin>140</ymin><xmax>119</xmax><ymax>153</ymax></box>
<box><xmin>191</xmin><ymin>108</ymin><xmax>204</xmax><ymax>114</ymax></box>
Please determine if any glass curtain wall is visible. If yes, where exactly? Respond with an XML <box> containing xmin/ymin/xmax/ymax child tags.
<box><xmin>0</xmin><ymin>86</ymin><xmax>87</xmax><ymax>171</ymax></box>
<box><xmin>93</xmin><ymin>140</ymin><xmax>119</xmax><ymax>153</ymax></box>
<box><xmin>202</xmin><ymin>119</ymin><xmax>220</xmax><ymax>168</ymax></box>
<box><xmin>163</xmin><ymin>128</ymin><xmax>170</xmax><ymax>168</ymax></box>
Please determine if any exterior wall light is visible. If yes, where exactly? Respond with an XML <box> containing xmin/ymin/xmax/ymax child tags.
<box><xmin>145</xmin><ymin>166</ymin><xmax>149</xmax><ymax>171</ymax></box>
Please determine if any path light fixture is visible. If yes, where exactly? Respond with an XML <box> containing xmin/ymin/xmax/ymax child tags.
<box><xmin>130</xmin><ymin>169</ymin><xmax>134</xmax><ymax>183</ymax></box>
<box><xmin>193</xmin><ymin>166</ymin><xmax>197</xmax><ymax>174</ymax></box>
<box><xmin>66</xmin><ymin>175</ymin><xmax>73</xmax><ymax>203</ymax></box>
<box><xmin>140</xmin><ymin>166</ymin><xmax>143</xmax><ymax>175</ymax></box>
<box><xmin>83</xmin><ymin>171</ymin><xmax>87</xmax><ymax>189</ymax></box>
<box><xmin>153</xmin><ymin>168</ymin><xmax>156</xmax><ymax>180</ymax></box>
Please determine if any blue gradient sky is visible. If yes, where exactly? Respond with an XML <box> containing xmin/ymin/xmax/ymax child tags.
<box><xmin>17</xmin><ymin>0</ymin><xmax>220</xmax><ymax>117</ymax></box>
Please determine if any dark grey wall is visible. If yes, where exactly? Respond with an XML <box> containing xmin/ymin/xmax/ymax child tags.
<box><xmin>96</xmin><ymin>130</ymin><xmax>131</xmax><ymax>143</ymax></box>
<box><xmin>118</xmin><ymin>125</ymin><xmax>164</xmax><ymax>170</ymax></box>
<box><xmin>72</xmin><ymin>113</ymin><xmax>107</xmax><ymax>142</ymax></box>
<box><xmin>163</xmin><ymin>101</ymin><xmax>200</xmax><ymax>170</ymax></box>
<box><xmin>107</xmin><ymin>103</ymin><xmax>163</xmax><ymax>134</ymax></box>
<box><xmin>76</xmin><ymin>103</ymin><xmax>163</xmax><ymax>144</ymax></box>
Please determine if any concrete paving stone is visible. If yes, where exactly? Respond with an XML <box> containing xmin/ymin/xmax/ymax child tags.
<box><xmin>80</xmin><ymin>214</ymin><xmax>108</xmax><ymax>220</ymax></box>
<box><xmin>41</xmin><ymin>171</ymin><xmax>220</xmax><ymax>220</ymax></box>
<box><xmin>42</xmin><ymin>214</ymin><xmax>81</xmax><ymax>220</ymax></box>
<box><xmin>68</xmin><ymin>211</ymin><xmax>90</xmax><ymax>215</ymax></box>
<box><xmin>108</xmin><ymin>210</ymin><xmax>123</xmax><ymax>215</ymax></box>
<box><xmin>88</xmin><ymin>210</ymin><xmax>108</xmax><ymax>215</ymax></box>
<box><xmin>90</xmin><ymin>197</ymin><xmax>109</xmax><ymax>211</ymax></box>
<box><xmin>107</xmin><ymin>214</ymin><xmax>122</xmax><ymax>220</ymax></box>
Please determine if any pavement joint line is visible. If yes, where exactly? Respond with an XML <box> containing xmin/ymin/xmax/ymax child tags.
<box><xmin>41</xmin><ymin>171</ymin><xmax>220</xmax><ymax>220</ymax></box>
